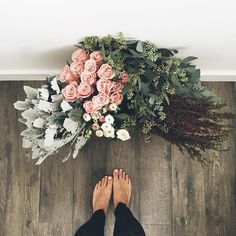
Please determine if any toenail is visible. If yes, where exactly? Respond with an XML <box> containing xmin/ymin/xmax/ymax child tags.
<box><xmin>114</xmin><ymin>169</ymin><xmax>118</xmax><ymax>172</ymax></box>
<box><xmin>108</xmin><ymin>176</ymin><xmax>112</xmax><ymax>180</ymax></box>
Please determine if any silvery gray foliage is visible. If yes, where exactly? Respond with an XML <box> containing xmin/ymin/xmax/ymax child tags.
<box><xmin>14</xmin><ymin>83</ymin><xmax>88</xmax><ymax>165</ymax></box>
<box><xmin>73</xmin><ymin>136</ymin><xmax>87</xmax><ymax>159</ymax></box>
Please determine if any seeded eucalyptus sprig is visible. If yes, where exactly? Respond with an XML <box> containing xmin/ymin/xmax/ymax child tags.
<box><xmin>78</xmin><ymin>33</ymin><xmax>234</xmax><ymax>160</ymax></box>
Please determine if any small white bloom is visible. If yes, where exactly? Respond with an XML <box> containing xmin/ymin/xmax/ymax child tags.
<box><xmin>33</xmin><ymin>117</ymin><xmax>45</xmax><ymax>128</ymax></box>
<box><xmin>44</xmin><ymin>125</ymin><xmax>57</xmax><ymax>147</ymax></box>
<box><xmin>61</xmin><ymin>100</ymin><xmax>73</xmax><ymax>112</ymax></box>
<box><xmin>116</xmin><ymin>129</ymin><xmax>131</xmax><ymax>141</ymax></box>
<box><xmin>91</xmin><ymin>112</ymin><xmax>100</xmax><ymax>120</ymax></box>
<box><xmin>104</xmin><ymin>127</ymin><xmax>115</xmax><ymax>138</ymax></box>
<box><xmin>92</xmin><ymin>123</ymin><xmax>100</xmax><ymax>130</ymax></box>
<box><xmin>51</xmin><ymin>94</ymin><xmax>63</xmax><ymax>102</ymax></box>
<box><xmin>95</xmin><ymin>130</ymin><xmax>104</xmax><ymax>137</ymax></box>
<box><xmin>63</xmin><ymin>118</ymin><xmax>78</xmax><ymax>134</ymax></box>
<box><xmin>105</xmin><ymin>114</ymin><xmax>114</xmax><ymax>124</ymax></box>
<box><xmin>38</xmin><ymin>88</ymin><xmax>49</xmax><ymax>101</ymax></box>
<box><xmin>38</xmin><ymin>100</ymin><xmax>52</xmax><ymax>113</ymax></box>
<box><xmin>51</xmin><ymin>77</ymin><xmax>61</xmax><ymax>94</ymax></box>
<box><xmin>101</xmin><ymin>122</ymin><xmax>112</xmax><ymax>132</ymax></box>
<box><xmin>109</xmin><ymin>103</ymin><xmax>118</xmax><ymax>111</ymax></box>
<box><xmin>102</xmin><ymin>107</ymin><xmax>107</xmax><ymax>114</ymax></box>
<box><xmin>83</xmin><ymin>113</ymin><xmax>91</xmax><ymax>122</ymax></box>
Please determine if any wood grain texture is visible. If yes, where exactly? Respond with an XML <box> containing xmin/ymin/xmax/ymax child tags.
<box><xmin>202</xmin><ymin>83</ymin><xmax>236</xmax><ymax>236</ymax></box>
<box><xmin>0</xmin><ymin>81</ymin><xmax>235</xmax><ymax>236</ymax></box>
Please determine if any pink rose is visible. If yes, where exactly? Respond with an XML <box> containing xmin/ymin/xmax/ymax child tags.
<box><xmin>84</xmin><ymin>59</ymin><xmax>97</xmax><ymax>73</ymax></box>
<box><xmin>90</xmin><ymin>51</ymin><xmax>103</xmax><ymax>64</ymax></box>
<box><xmin>77</xmin><ymin>82</ymin><xmax>94</xmax><ymax>99</ymax></box>
<box><xmin>119</xmin><ymin>71</ymin><xmax>129</xmax><ymax>84</ymax></box>
<box><xmin>96</xmin><ymin>79</ymin><xmax>114</xmax><ymax>95</ymax></box>
<box><xmin>59</xmin><ymin>65</ymin><xmax>77</xmax><ymax>83</ymax></box>
<box><xmin>99</xmin><ymin>115</ymin><xmax>105</xmax><ymax>123</ymax></box>
<box><xmin>72</xmin><ymin>48</ymin><xmax>88</xmax><ymax>62</ymax></box>
<box><xmin>62</xmin><ymin>82</ymin><xmax>79</xmax><ymax>102</ymax></box>
<box><xmin>110</xmin><ymin>92</ymin><xmax>123</xmax><ymax>105</ymax></box>
<box><xmin>83</xmin><ymin>100</ymin><xmax>98</xmax><ymax>113</ymax></box>
<box><xmin>69</xmin><ymin>81</ymin><xmax>79</xmax><ymax>87</ymax></box>
<box><xmin>70</xmin><ymin>61</ymin><xmax>84</xmax><ymax>77</ymax></box>
<box><xmin>80</xmin><ymin>71</ymin><xmax>97</xmax><ymax>85</ymax></box>
<box><xmin>111</xmin><ymin>82</ymin><xmax>124</xmax><ymax>93</ymax></box>
<box><xmin>92</xmin><ymin>93</ymin><xmax>110</xmax><ymax>109</ymax></box>
<box><xmin>97</xmin><ymin>63</ymin><xmax>116</xmax><ymax>80</ymax></box>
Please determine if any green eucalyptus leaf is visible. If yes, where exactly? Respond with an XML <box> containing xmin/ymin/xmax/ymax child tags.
<box><xmin>136</xmin><ymin>41</ymin><xmax>144</xmax><ymax>52</ymax></box>
<box><xmin>144</xmin><ymin>69</ymin><xmax>156</xmax><ymax>80</ymax></box>
<box><xmin>162</xmin><ymin>91</ymin><xmax>170</xmax><ymax>105</ymax></box>
<box><xmin>126</xmin><ymin>40</ymin><xmax>138</xmax><ymax>45</ymax></box>
<box><xmin>185</xmin><ymin>66</ymin><xmax>196</xmax><ymax>73</ymax></box>
<box><xmin>149</xmin><ymin>97</ymin><xmax>155</xmax><ymax>105</ymax></box>
<box><xmin>191</xmin><ymin>69</ymin><xmax>201</xmax><ymax>81</ymax></box>
<box><xmin>115</xmin><ymin>113</ymin><xmax>130</xmax><ymax>120</ymax></box>
<box><xmin>147</xmin><ymin>109</ymin><xmax>156</xmax><ymax>117</ymax></box>
<box><xmin>181</xmin><ymin>56</ymin><xmax>198</xmax><ymax>65</ymax></box>
<box><xmin>122</xmin><ymin>83</ymin><xmax>133</xmax><ymax>95</ymax></box>
<box><xmin>144</xmin><ymin>58</ymin><xmax>156</xmax><ymax>68</ymax></box>
<box><xmin>141</xmin><ymin>82</ymin><xmax>150</xmax><ymax>95</ymax></box>
<box><xmin>171</xmin><ymin>74</ymin><xmax>181</xmax><ymax>87</ymax></box>
<box><xmin>128</xmin><ymin>49</ymin><xmax>142</xmax><ymax>58</ymax></box>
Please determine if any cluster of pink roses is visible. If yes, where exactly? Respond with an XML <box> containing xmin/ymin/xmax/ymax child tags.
<box><xmin>60</xmin><ymin>48</ymin><xmax>129</xmax><ymax>114</ymax></box>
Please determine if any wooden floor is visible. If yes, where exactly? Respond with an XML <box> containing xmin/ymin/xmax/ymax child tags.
<box><xmin>0</xmin><ymin>82</ymin><xmax>236</xmax><ymax>236</ymax></box>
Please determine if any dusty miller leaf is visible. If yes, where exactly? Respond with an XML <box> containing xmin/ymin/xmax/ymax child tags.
<box><xmin>14</xmin><ymin>100</ymin><xmax>32</xmax><ymax>110</ymax></box>
<box><xmin>23</xmin><ymin>86</ymin><xmax>38</xmax><ymax>99</ymax></box>
<box><xmin>72</xmin><ymin>136</ymin><xmax>88</xmax><ymax>159</ymax></box>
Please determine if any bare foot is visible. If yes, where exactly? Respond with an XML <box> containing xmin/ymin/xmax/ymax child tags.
<box><xmin>113</xmin><ymin>169</ymin><xmax>132</xmax><ymax>209</ymax></box>
<box><xmin>92</xmin><ymin>176</ymin><xmax>113</xmax><ymax>215</ymax></box>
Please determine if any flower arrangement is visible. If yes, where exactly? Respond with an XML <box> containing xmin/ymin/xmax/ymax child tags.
<box><xmin>14</xmin><ymin>34</ymin><xmax>234</xmax><ymax>165</ymax></box>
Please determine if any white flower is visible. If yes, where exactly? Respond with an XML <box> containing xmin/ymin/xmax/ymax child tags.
<box><xmin>61</xmin><ymin>100</ymin><xmax>73</xmax><ymax>112</ymax></box>
<box><xmin>101</xmin><ymin>122</ymin><xmax>112</xmax><ymax>132</ymax></box>
<box><xmin>44</xmin><ymin>125</ymin><xmax>57</xmax><ymax>147</ymax></box>
<box><xmin>83</xmin><ymin>113</ymin><xmax>91</xmax><ymax>122</ymax></box>
<box><xmin>104</xmin><ymin>127</ymin><xmax>115</xmax><ymax>138</ymax></box>
<box><xmin>38</xmin><ymin>100</ymin><xmax>52</xmax><ymax>113</ymax></box>
<box><xmin>63</xmin><ymin>118</ymin><xmax>78</xmax><ymax>134</ymax></box>
<box><xmin>91</xmin><ymin>112</ymin><xmax>100</xmax><ymax>120</ymax></box>
<box><xmin>51</xmin><ymin>94</ymin><xmax>63</xmax><ymax>102</ymax></box>
<box><xmin>92</xmin><ymin>123</ymin><xmax>100</xmax><ymax>130</ymax></box>
<box><xmin>51</xmin><ymin>77</ymin><xmax>61</xmax><ymax>94</ymax></box>
<box><xmin>95</xmin><ymin>130</ymin><xmax>104</xmax><ymax>137</ymax></box>
<box><xmin>116</xmin><ymin>129</ymin><xmax>131</xmax><ymax>141</ymax></box>
<box><xmin>102</xmin><ymin>107</ymin><xmax>107</xmax><ymax>114</ymax></box>
<box><xmin>33</xmin><ymin>117</ymin><xmax>45</xmax><ymax>128</ymax></box>
<box><xmin>109</xmin><ymin>103</ymin><xmax>118</xmax><ymax>111</ymax></box>
<box><xmin>105</xmin><ymin>114</ymin><xmax>114</xmax><ymax>124</ymax></box>
<box><xmin>38</xmin><ymin>88</ymin><xmax>49</xmax><ymax>101</ymax></box>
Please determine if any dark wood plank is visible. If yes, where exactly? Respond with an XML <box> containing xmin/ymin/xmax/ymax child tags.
<box><xmin>139</xmin><ymin>135</ymin><xmax>172</xmax><ymax>228</ymax></box>
<box><xmin>38</xmin><ymin>148</ymin><xmax>74</xmax><ymax>236</ymax></box>
<box><xmin>16</xmin><ymin>81</ymin><xmax>41</xmax><ymax>236</ymax></box>
<box><xmin>203</xmin><ymin>82</ymin><xmax>236</xmax><ymax>236</ymax></box>
<box><xmin>171</xmin><ymin>147</ymin><xmax>207</xmax><ymax>236</ymax></box>
<box><xmin>72</xmin><ymin>137</ymin><xmax>108</xmax><ymax>234</ymax></box>
<box><xmin>106</xmin><ymin>132</ymin><xmax>141</xmax><ymax>235</ymax></box>
<box><xmin>0</xmin><ymin>82</ymin><xmax>10</xmax><ymax>236</ymax></box>
<box><xmin>1</xmin><ymin>82</ymin><xmax>26</xmax><ymax>235</ymax></box>
<box><xmin>143</xmin><ymin>224</ymin><xmax>171</xmax><ymax>236</ymax></box>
